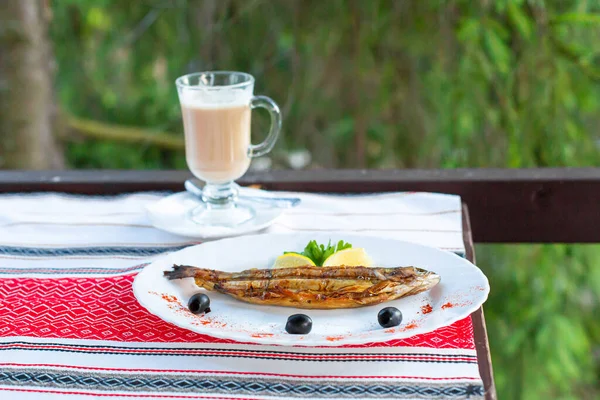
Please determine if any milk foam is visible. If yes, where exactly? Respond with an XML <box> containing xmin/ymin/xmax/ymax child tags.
<box><xmin>179</xmin><ymin>88</ymin><xmax>251</xmax><ymax>109</ymax></box>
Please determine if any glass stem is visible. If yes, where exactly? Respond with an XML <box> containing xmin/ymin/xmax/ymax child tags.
<box><xmin>201</xmin><ymin>181</ymin><xmax>239</xmax><ymax>209</ymax></box>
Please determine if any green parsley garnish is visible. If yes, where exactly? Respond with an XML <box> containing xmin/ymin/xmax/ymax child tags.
<box><xmin>285</xmin><ymin>240</ymin><xmax>352</xmax><ymax>266</ymax></box>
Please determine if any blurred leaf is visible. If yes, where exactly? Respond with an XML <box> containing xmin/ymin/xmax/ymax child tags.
<box><xmin>277</xmin><ymin>32</ymin><xmax>295</xmax><ymax>52</ymax></box>
<box><xmin>329</xmin><ymin>117</ymin><xmax>355</xmax><ymax>142</ymax></box>
<box><xmin>456</xmin><ymin>18</ymin><xmax>480</xmax><ymax>43</ymax></box>
<box><xmin>484</xmin><ymin>26</ymin><xmax>511</xmax><ymax>75</ymax></box>
<box><xmin>507</xmin><ymin>2</ymin><xmax>533</xmax><ymax>40</ymax></box>
<box><xmin>86</xmin><ymin>7</ymin><xmax>111</xmax><ymax>31</ymax></box>
<box><xmin>550</xmin><ymin>13</ymin><xmax>600</xmax><ymax>26</ymax></box>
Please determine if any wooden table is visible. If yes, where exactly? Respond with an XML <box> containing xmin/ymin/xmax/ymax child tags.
<box><xmin>0</xmin><ymin>169</ymin><xmax>498</xmax><ymax>399</ymax></box>
<box><xmin>462</xmin><ymin>203</ymin><xmax>496</xmax><ymax>400</ymax></box>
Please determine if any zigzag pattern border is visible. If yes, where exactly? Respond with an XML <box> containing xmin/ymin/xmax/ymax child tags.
<box><xmin>0</xmin><ymin>245</ymin><xmax>189</xmax><ymax>257</ymax></box>
<box><xmin>0</xmin><ymin>369</ymin><xmax>484</xmax><ymax>399</ymax></box>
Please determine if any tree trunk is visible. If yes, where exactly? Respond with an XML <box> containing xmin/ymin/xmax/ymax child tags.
<box><xmin>194</xmin><ymin>0</ymin><xmax>219</xmax><ymax>69</ymax></box>
<box><xmin>0</xmin><ymin>0</ymin><xmax>65</xmax><ymax>169</ymax></box>
<box><xmin>349</xmin><ymin>0</ymin><xmax>366</xmax><ymax>168</ymax></box>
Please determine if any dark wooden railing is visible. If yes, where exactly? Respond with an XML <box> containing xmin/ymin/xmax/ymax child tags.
<box><xmin>1</xmin><ymin>168</ymin><xmax>598</xmax><ymax>243</ymax></box>
<box><xmin>2</xmin><ymin>167</ymin><xmax>599</xmax><ymax>400</ymax></box>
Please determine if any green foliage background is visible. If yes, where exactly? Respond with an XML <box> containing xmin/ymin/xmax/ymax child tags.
<box><xmin>50</xmin><ymin>1</ymin><xmax>600</xmax><ymax>398</ymax></box>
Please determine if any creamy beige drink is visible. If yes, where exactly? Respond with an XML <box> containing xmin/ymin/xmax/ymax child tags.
<box><xmin>181</xmin><ymin>103</ymin><xmax>251</xmax><ymax>184</ymax></box>
<box><xmin>176</xmin><ymin>71</ymin><xmax>281</xmax><ymax>227</ymax></box>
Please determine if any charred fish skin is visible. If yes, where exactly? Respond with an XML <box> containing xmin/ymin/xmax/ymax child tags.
<box><xmin>163</xmin><ymin>264</ymin><xmax>440</xmax><ymax>310</ymax></box>
<box><xmin>165</xmin><ymin>264</ymin><xmax>424</xmax><ymax>282</ymax></box>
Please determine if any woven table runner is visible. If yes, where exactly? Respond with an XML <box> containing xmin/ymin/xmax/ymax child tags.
<box><xmin>0</xmin><ymin>192</ymin><xmax>483</xmax><ymax>400</ymax></box>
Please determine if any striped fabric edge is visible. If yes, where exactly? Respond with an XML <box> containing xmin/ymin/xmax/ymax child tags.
<box><xmin>0</xmin><ymin>263</ymin><xmax>149</xmax><ymax>276</ymax></box>
<box><xmin>0</xmin><ymin>244</ymin><xmax>465</xmax><ymax>258</ymax></box>
<box><xmin>0</xmin><ymin>190</ymin><xmax>450</xmax><ymax>200</ymax></box>
<box><xmin>0</xmin><ymin>387</ymin><xmax>257</xmax><ymax>400</ymax></box>
<box><xmin>0</xmin><ymin>363</ymin><xmax>483</xmax><ymax>382</ymax></box>
<box><xmin>1</xmin><ymin>209</ymin><xmax>461</xmax><ymax>220</ymax></box>
<box><xmin>0</xmin><ymin>366</ymin><xmax>484</xmax><ymax>399</ymax></box>
<box><xmin>274</xmin><ymin>191</ymin><xmax>455</xmax><ymax>200</ymax></box>
<box><xmin>0</xmin><ymin>340</ymin><xmax>479</xmax><ymax>363</ymax></box>
<box><xmin>282</xmin><ymin>209</ymin><xmax>461</xmax><ymax>217</ymax></box>
<box><xmin>0</xmin><ymin>244</ymin><xmax>192</xmax><ymax>257</ymax></box>
<box><xmin>0</xmin><ymin>192</ymin><xmax>171</xmax><ymax>201</ymax></box>
<box><xmin>0</xmin><ymin>220</ymin><xmax>464</xmax><ymax>235</ymax></box>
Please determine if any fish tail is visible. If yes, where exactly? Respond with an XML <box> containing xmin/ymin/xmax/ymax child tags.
<box><xmin>163</xmin><ymin>264</ymin><xmax>198</xmax><ymax>280</ymax></box>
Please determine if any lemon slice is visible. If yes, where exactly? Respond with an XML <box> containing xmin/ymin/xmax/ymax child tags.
<box><xmin>322</xmin><ymin>248</ymin><xmax>374</xmax><ymax>267</ymax></box>
<box><xmin>273</xmin><ymin>253</ymin><xmax>316</xmax><ymax>269</ymax></box>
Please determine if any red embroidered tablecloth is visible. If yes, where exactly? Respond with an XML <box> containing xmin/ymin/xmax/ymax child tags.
<box><xmin>0</xmin><ymin>192</ymin><xmax>483</xmax><ymax>399</ymax></box>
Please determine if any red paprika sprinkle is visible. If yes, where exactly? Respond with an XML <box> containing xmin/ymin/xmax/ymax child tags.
<box><xmin>161</xmin><ymin>294</ymin><xmax>178</xmax><ymax>303</ymax></box>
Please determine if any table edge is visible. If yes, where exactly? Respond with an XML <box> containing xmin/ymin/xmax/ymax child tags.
<box><xmin>463</xmin><ymin>202</ymin><xmax>497</xmax><ymax>400</ymax></box>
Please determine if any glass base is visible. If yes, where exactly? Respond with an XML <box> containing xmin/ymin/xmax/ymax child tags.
<box><xmin>190</xmin><ymin>202</ymin><xmax>255</xmax><ymax>228</ymax></box>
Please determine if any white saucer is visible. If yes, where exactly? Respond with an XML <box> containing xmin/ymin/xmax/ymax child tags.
<box><xmin>146</xmin><ymin>190</ymin><xmax>283</xmax><ymax>239</ymax></box>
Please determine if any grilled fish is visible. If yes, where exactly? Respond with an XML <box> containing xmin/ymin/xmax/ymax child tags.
<box><xmin>163</xmin><ymin>264</ymin><xmax>440</xmax><ymax>309</ymax></box>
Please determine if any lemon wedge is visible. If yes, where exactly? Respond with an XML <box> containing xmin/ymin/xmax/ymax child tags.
<box><xmin>273</xmin><ymin>253</ymin><xmax>316</xmax><ymax>269</ymax></box>
<box><xmin>322</xmin><ymin>247</ymin><xmax>374</xmax><ymax>267</ymax></box>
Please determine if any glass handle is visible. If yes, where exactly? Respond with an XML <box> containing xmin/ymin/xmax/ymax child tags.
<box><xmin>248</xmin><ymin>95</ymin><xmax>281</xmax><ymax>158</ymax></box>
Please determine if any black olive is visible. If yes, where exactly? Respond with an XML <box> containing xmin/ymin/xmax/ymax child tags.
<box><xmin>285</xmin><ymin>314</ymin><xmax>312</xmax><ymax>334</ymax></box>
<box><xmin>188</xmin><ymin>293</ymin><xmax>210</xmax><ymax>314</ymax></box>
<box><xmin>378</xmin><ymin>307</ymin><xmax>402</xmax><ymax>328</ymax></box>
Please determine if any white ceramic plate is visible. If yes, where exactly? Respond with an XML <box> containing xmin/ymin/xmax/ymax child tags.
<box><xmin>133</xmin><ymin>233</ymin><xmax>489</xmax><ymax>346</ymax></box>
<box><xmin>146</xmin><ymin>191</ymin><xmax>283</xmax><ymax>239</ymax></box>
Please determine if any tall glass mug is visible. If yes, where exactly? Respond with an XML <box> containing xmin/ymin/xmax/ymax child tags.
<box><xmin>176</xmin><ymin>71</ymin><xmax>281</xmax><ymax>227</ymax></box>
